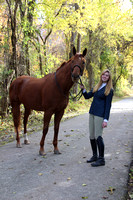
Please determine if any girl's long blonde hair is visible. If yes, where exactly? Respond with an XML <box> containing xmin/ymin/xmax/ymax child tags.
<box><xmin>93</xmin><ymin>69</ymin><xmax>113</xmax><ymax>96</ymax></box>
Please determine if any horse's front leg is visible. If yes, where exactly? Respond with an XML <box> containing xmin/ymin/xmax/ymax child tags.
<box><xmin>53</xmin><ymin>110</ymin><xmax>64</xmax><ymax>154</ymax></box>
<box><xmin>23</xmin><ymin>107</ymin><xmax>31</xmax><ymax>145</ymax></box>
<box><xmin>39</xmin><ymin>111</ymin><xmax>53</xmax><ymax>156</ymax></box>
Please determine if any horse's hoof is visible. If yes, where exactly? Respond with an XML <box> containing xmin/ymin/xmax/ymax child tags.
<box><xmin>39</xmin><ymin>151</ymin><xmax>46</xmax><ymax>156</ymax></box>
<box><xmin>24</xmin><ymin>140</ymin><xmax>30</xmax><ymax>145</ymax></box>
<box><xmin>16</xmin><ymin>143</ymin><xmax>22</xmax><ymax>148</ymax></box>
<box><xmin>54</xmin><ymin>150</ymin><xmax>61</xmax><ymax>154</ymax></box>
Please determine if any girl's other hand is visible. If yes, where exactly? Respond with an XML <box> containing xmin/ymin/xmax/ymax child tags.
<box><xmin>102</xmin><ymin>121</ymin><xmax>107</xmax><ymax>128</ymax></box>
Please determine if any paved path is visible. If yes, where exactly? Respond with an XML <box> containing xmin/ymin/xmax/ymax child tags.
<box><xmin>0</xmin><ymin>97</ymin><xmax>133</xmax><ymax>200</ymax></box>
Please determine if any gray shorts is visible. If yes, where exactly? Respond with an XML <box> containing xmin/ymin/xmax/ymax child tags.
<box><xmin>89</xmin><ymin>114</ymin><xmax>103</xmax><ymax>139</ymax></box>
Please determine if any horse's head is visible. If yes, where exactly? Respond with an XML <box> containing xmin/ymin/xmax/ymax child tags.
<box><xmin>71</xmin><ymin>47</ymin><xmax>87</xmax><ymax>82</ymax></box>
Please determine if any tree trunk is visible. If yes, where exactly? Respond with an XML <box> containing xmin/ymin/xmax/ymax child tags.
<box><xmin>86</xmin><ymin>57</ymin><xmax>94</xmax><ymax>90</ymax></box>
<box><xmin>0</xmin><ymin>0</ymin><xmax>19</xmax><ymax>117</ymax></box>
<box><xmin>6</xmin><ymin>0</ymin><xmax>19</xmax><ymax>77</ymax></box>
<box><xmin>69</xmin><ymin>32</ymin><xmax>77</xmax><ymax>59</ymax></box>
<box><xmin>86</xmin><ymin>30</ymin><xmax>94</xmax><ymax>90</ymax></box>
<box><xmin>77</xmin><ymin>33</ymin><xmax>81</xmax><ymax>52</ymax></box>
<box><xmin>18</xmin><ymin>0</ymin><xmax>26</xmax><ymax>75</ymax></box>
<box><xmin>25</xmin><ymin>44</ymin><xmax>30</xmax><ymax>75</ymax></box>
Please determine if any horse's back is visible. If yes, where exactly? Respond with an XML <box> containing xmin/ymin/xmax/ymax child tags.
<box><xmin>9</xmin><ymin>74</ymin><xmax>55</xmax><ymax>110</ymax></box>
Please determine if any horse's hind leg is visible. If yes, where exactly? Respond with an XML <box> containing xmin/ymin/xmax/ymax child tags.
<box><xmin>23</xmin><ymin>107</ymin><xmax>31</xmax><ymax>145</ymax></box>
<box><xmin>53</xmin><ymin>110</ymin><xmax>64</xmax><ymax>154</ymax></box>
<box><xmin>12</xmin><ymin>103</ymin><xmax>21</xmax><ymax>148</ymax></box>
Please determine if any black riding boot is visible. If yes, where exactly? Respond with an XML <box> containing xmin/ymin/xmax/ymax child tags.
<box><xmin>91</xmin><ymin>136</ymin><xmax>105</xmax><ymax>167</ymax></box>
<box><xmin>87</xmin><ymin>139</ymin><xmax>98</xmax><ymax>163</ymax></box>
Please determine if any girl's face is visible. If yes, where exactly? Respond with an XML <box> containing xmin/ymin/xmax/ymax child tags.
<box><xmin>102</xmin><ymin>72</ymin><xmax>110</xmax><ymax>83</ymax></box>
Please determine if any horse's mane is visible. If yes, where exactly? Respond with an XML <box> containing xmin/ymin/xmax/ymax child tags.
<box><xmin>56</xmin><ymin>57</ymin><xmax>73</xmax><ymax>72</ymax></box>
<box><xmin>56</xmin><ymin>62</ymin><xmax>66</xmax><ymax>72</ymax></box>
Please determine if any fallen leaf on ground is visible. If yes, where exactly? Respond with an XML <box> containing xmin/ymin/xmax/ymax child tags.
<box><xmin>38</xmin><ymin>173</ymin><xmax>43</xmax><ymax>176</ymax></box>
<box><xmin>42</xmin><ymin>155</ymin><xmax>47</xmax><ymax>158</ymax></box>
<box><xmin>82</xmin><ymin>184</ymin><xmax>87</xmax><ymax>186</ymax></box>
<box><xmin>107</xmin><ymin>186</ymin><xmax>116</xmax><ymax>195</ymax></box>
<box><xmin>60</xmin><ymin>163</ymin><xmax>65</xmax><ymax>166</ymax></box>
<box><xmin>65</xmin><ymin>134</ymin><xmax>71</xmax><ymax>137</ymax></box>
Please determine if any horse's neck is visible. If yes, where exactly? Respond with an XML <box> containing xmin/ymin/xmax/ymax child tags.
<box><xmin>56</xmin><ymin>62</ymin><xmax>73</xmax><ymax>93</ymax></box>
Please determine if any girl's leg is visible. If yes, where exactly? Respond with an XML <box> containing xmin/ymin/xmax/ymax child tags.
<box><xmin>89</xmin><ymin>114</ymin><xmax>95</xmax><ymax>139</ymax></box>
<box><xmin>91</xmin><ymin>116</ymin><xmax>105</xmax><ymax>167</ymax></box>
<box><xmin>94</xmin><ymin>115</ymin><xmax>103</xmax><ymax>139</ymax></box>
<box><xmin>87</xmin><ymin>114</ymin><xmax>98</xmax><ymax>163</ymax></box>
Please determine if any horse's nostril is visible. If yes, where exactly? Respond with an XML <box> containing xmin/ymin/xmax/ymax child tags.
<box><xmin>72</xmin><ymin>74</ymin><xmax>79</xmax><ymax>79</ymax></box>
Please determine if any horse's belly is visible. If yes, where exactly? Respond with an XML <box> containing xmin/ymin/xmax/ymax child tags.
<box><xmin>19</xmin><ymin>89</ymin><xmax>44</xmax><ymax>111</ymax></box>
<box><xmin>21</xmin><ymin>98</ymin><xmax>43</xmax><ymax>111</ymax></box>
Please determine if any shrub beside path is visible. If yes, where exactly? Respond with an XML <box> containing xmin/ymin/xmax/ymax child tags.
<box><xmin>0</xmin><ymin>97</ymin><xmax>133</xmax><ymax>200</ymax></box>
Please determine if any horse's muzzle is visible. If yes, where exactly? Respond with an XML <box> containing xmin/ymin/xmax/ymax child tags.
<box><xmin>71</xmin><ymin>64</ymin><xmax>83</xmax><ymax>82</ymax></box>
<box><xmin>71</xmin><ymin>74</ymin><xmax>80</xmax><ymax>82</ymax></box>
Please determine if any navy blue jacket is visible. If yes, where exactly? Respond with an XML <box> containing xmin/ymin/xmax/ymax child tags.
<box><xmin>83</xmin><ymin>87</ymin><xmax>113</xmax><ymax>120</ymax></box>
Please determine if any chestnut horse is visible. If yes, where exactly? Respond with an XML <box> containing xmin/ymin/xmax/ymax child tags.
<box><xmin>9</xmin><ymin>47</ymin><xmax>87</xmax><ymax>155</ymax></box>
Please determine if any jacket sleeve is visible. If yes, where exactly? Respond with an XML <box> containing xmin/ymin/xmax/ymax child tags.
<box><xmin>104</xmin><ymin>89</ymin><xmax>114</xmax><ymax>120</ymax></box>
<box><xmin>82</xmin><ymin>89</ymin><xmax>94</xmax><ymax>99</ymax></box>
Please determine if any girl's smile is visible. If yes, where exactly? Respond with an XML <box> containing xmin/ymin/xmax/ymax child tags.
<box><xmin>102</xmin><ymin>72</ymin><xmax>110</xmax><ymax>83</ymax></box>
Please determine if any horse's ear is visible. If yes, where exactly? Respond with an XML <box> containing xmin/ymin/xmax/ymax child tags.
<box><xmin>73</xmin><ymin>46</ymin><xmax>76</xmax><ymax>55</ymax></box>
<box><xmin>83</xmin><ymin>48</ymin><xmax>87</xmax><ymax>57</ymax></box>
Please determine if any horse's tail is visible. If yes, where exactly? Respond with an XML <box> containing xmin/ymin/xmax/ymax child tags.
<box><xmin>12</xmin><ymin>103</ymin><xmax>21</xmax><ymax>134</ymax></box>
<box><xmin>9</xmin><ymin>78</ymin><xmax>23</xmax><ymax>105</ymax></box>
<box><xmin>9</xmin><ymin>78</ymin><xmax>23</xmax><ymax>133</ymax></box>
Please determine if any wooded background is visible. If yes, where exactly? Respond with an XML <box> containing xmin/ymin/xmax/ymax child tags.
<box><xmin>0</xmin><ymin>0</ymin><xmax>133</xmax><ymax>118</ymax></box>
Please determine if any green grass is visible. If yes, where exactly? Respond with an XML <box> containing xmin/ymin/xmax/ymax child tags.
<box><xmin>0</xmin><ymin>94</ymin><xmax>131</xmax><ymax>146</ymax></box>
<box><xmin>0</xmin><ymin>97</ymin><xmax>90</xmax><ymax>146</ymax></box>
